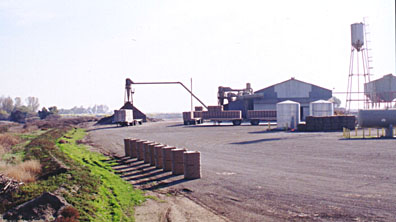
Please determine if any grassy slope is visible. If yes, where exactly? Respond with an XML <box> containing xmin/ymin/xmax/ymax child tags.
<box><xmin>58</xmin><ymin>128</ymin><xmax>145</xmax><ymax>221</ymax></box>
<box><xmin>2</xmin><ymin>128</ymin><xmax>145</xmax><ymax>221</ymax></box>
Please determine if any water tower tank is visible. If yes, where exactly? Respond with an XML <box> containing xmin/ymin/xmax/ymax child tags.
<box><xmin>351</xmin><ymin>23</ymin><xmax>364</xmax><ymax>51</ymax></box>
<box><xmin>309</xmin><ymin>100</ymin><xmax>334</xmax><ymax>117</ymax></box>
<box><xmin>276</xmin><ymin>100</ymin><xmax>300</xmax><ymax>129</ymax></box>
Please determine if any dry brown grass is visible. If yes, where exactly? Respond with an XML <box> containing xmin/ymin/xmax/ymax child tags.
<box><xmin>1</xmin><ymin>159</ymin><xmax>41</xmax><ymax>183</ymax></box>
<box><xmin>0</xmin><ymin>144</ymin><xmax>5</xmax><ymax>156</ymax></box>
<box><xmin>0</xmin><ymin>134</ymin><xmax>20</xmax><ymax>149</ymax></box>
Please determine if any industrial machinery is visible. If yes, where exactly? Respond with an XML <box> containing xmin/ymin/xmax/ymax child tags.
<box><xmin>122</xmin><ymin>78</ymin><xmax>208</xmax><ymax>124</ymax></box>
<box><xmin>183</xmin><ymin>83</ymin><xmax>276</xmax><ymax>125</ymax></box>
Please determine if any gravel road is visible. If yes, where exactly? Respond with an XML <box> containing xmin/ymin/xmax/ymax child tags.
<box><xmin>88</xmin><ymin>121</ymin><xmax>396</xmax><ymax>221</ymax></box>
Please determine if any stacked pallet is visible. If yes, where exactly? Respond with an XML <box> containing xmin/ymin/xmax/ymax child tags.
<box><xmin>305</xmin><ymin>115</ymin><xmax>356</xmax><ymax>132</ymax></box>
<box><xmin>193</xmin><ymin>111</ymin><xmax>203</xmax><ymax>118</ymax></box>
<box><xmin>171</xmin><ymin>148</ymin><xmax>187</xmax><ymax>175</ymax></box>
<box><xmin>124</xmin><ymin>139</ymin><xmax>201</xmax><ymax>179</ymax></box>
<box><xmin>247</xmin><ymin>110</ymin><xmax>276</xmax><ymax>119</ymax></box>
<box><xmin>184</xmin><ymin>151</ymin><xmax>201</xmax><ymax>179</ymax></box>
<box><xmin>202</xmin><ymin>109</ymin><xmax>242</xmax><ymax>119</ymax></box>
<box><xmin>207</xmin><ymin>105</ymin><xmax>223</xmax><ymax>112</ymax></box>
<box><xmin>154</xmin><ymin>144</ymin><xmax>166</xmax><ymax>168</ymax></box>
<box><xmin>195</xmin><ymin>106</ymin><xmax>203</xmax><ymax>111</ymax></box>
<box><xmin>162</xmin><ymin>147</ymin><xmax>177</xmax><ymax>171</ymax></box>
<box><xmin>182</xmin><ymin>111</ymin><xmax>193</xmax><ymax>121</ymax></box>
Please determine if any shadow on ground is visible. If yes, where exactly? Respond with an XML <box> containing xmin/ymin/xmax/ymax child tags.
<box><xmin>111</xmin><ymin>156</ymin><xmax>188</xmax><ymax>190</ymax></box>
<box><xmin>230</xmin><ymin>138</ymin><xmax>283</xmax><ymax>145</ymax></box>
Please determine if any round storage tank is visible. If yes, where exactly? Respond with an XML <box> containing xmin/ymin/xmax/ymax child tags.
<box><xmin>309</xmin><ymin>100</ymin><xmax>334</xmax><ymax>117</ymax></box>
<box><xmin>358</xmin><ymin>109</ymin><xmax>396</xmax><ymax>128</ymax></box>
<box><xmin>351</xmin><ymin>23</ymin><xmax>364</xmax><ymax>51</ymax></box>
<box><xmin>276</xmin><ymin>100</ymin><xmax>300</xmax><ymax>129</ymax></box>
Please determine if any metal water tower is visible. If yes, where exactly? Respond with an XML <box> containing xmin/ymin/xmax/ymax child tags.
<box><xmin>351</xmin><ymin>23</ymin><xmax>364</xmax><ymax>51</ymax></box>
<box><xmin>346</xmin><ymin>21</ymin><xmax>372</xmax><ymax>112</ymax></box>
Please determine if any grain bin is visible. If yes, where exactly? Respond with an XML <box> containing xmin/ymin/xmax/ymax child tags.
<box><xmin>309</xmin><ymin>100</ymin><xmax>334</xmax><ymax>117</ymax></box>
<box><xmin>276</xmin><ymin>100</ymin><xmax>300</xmax><ymax>129</ymax></box>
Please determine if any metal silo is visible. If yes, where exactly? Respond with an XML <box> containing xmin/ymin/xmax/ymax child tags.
<box><xmin>309</xmin><ymin>100</ymin><xmax>334</xmax><ymax>117</ymax></box>
<box><xmin>351</xmin><ymin>23</ymin><xmax>364</xmax><ymax>51</ymax></box>
<box><xmin>276</xmin><ymin>100</ymin><xmax>300</xmax><ymax>129</ymax></box>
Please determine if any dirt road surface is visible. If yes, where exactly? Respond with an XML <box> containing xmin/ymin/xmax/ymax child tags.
<box><xmin>88</xmin><ymin>121</ymin><xmax>396</xmax><ymax>221</ymax></box>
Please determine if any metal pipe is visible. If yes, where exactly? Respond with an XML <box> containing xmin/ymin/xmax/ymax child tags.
<box><xmin>131</xmin><ymin>81</ymin><xmax>208</xmax><ymax>109</ymax></box>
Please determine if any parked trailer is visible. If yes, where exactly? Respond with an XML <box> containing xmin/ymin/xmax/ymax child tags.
<box><xmin>113</xmin><ymin>109</ymin><xmax>141</xmax><ymax>126</ymax></box>
<box><xmin>246</xmin><ymin>110</ymin><xmax>277</xmax><ymax>125</ymax></box>
<box><xmin>183</xmin><ymin>107</ymin><xmax>276</xmax><ymax>126</ymax></box>
<box><xmin>182</xmin><ymin>111</ymin><xmax>203</xmax><ymax>125</ymax></box>
<box><xmin>201</xmin><ymin>108</ymin><xmax>243</xmax><ymax>125</ymax></box>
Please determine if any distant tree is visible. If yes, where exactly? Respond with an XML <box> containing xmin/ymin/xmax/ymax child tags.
<box><xmin>14</xmin><ymin>97</ymin><xmax>22</xmax><ymax>108</ymax></box>
<box><xmin>0</xmin><ymin>110</ymin><xmax>9</xmax><ymax>120</ymax></box>
<box><xmin>10</xmin><ymin>106</ymin><xmax>35</xmax><ymax>123</ymax></box>
<box><xmin>1</xmin><ymin>96</ymin><xmax>14</xmax><ymax>113</ymax></box>
<box><xmin>38</xmin><ymin>106</ymin><xmax>59</xmax><ymax>119</ymax></box>
<box><xmin>26</xmin><ymin>97</ymin><xmax>40</xmax><ymax>112</ymax></box>
<box><xmin>330</xmin><ymin>96</ymin><xmax>341</xmax><ymax>108</ymax></box>
<box><xmin>96</xmin><ymin>105</ymin><xmax>109</xmax><ymax>114</ymax></box>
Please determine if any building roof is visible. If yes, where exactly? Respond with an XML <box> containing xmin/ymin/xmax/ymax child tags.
<box><xmin>254</xmin><ymin>77</ymin><xmax>332</xmax><ymax>94</ymax></box>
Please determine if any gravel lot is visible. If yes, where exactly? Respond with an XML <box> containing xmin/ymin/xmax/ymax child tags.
<box><xmin>88</xmin><ymin>121</ymin><xmax>396</xmax><ymax>221</ymax></box>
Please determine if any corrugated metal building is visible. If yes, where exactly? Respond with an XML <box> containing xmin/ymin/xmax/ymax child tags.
<box><xmin>225</xmin><ymin>78</ymin><xmax>332</xmax><ymax>121</ymax></box>
<box><xmin>364</xmin><ymin>74</ymin><xmax>396</xmax><ymax>105</ymax></box>
<box><xmin>254</xmin><ymin>78</ymin><xmax>332</xmax><ymax>120</ymax></box>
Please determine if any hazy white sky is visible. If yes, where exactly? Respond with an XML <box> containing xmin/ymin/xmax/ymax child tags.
<box><xmin>0</xmin><ymin>0</ymin><xmax>394</xmax><ymax>112</ymax></box>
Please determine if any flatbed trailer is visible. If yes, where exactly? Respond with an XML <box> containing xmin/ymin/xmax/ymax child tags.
<box><xmin>246</xmin><ymin>110</ymin><xmax>277</xmax><ymax>125</ymax></box>
<box><xmin>183</xmin><ymin>107</ymin><xmax>277</xmax><ymax>126</ymax></box>
<box><xmin>204</xmin><ymin>118</ymin><xmax>243</xmax><ymax>125</ymax></box>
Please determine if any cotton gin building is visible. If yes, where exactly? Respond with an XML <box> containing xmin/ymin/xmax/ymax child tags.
<box><xmin>253</xmin><ymin>78</ymin><xmax>332</xmax><ymax>121</ymax></box>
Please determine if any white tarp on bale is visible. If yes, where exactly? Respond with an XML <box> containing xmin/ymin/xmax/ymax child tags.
<box><xmin>276</xmin><ymin>100</ymin><xmax>300</xmax><ymax>129</ymax></box>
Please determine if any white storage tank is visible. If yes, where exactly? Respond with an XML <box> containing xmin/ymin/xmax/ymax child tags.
<box><xmin>309</xmin><ymin>100</ymin><xmax>334</xmax><ymax>117</ymax></box>
<box><xmin>351</xmin><ymin>23</ymin><xmax>364</xmax><ymax>51</ymax></box>
<box><xmin>276</xmin><ymin>100</ymin><xmax>300</xmax><ymax>129</ymax></box>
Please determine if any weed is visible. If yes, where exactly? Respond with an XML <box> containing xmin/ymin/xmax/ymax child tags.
<box><xmin>1</xmin><ymin>127</ymin><xmax>145</xmax><ymax>222</ymax></box>
<box><xmin>0</xmin><ymin>133</ymin><xmax>20</xmax><ymax>149</ymax></box>
<box><xmin>18</xmin><ymin>159</ymin><xmax>41</xmax><ymax>174</ymax></box>
<box><xmin>56</xmin><ymin>206</ymin><xmax>80</xmax><ymax>222</ymax></box>
<box><xmin>1</xmin><ymin>160</ymin><xmax>41</xmax><ymax>183</ymax></box>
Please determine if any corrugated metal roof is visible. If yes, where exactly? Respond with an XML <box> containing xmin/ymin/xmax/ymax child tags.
<box><xmin>254</xmin><ymin>78</ymin><xmax>332</xmax><ymax>94</ymax></box>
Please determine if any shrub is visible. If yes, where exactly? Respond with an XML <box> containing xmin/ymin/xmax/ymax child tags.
<box><xmin>56</xmin><ymin>206</ymin><xmax>80</xmax><ymax>222</ymax></box>
<box><xmin>0</xmin><ymin>145</ymin><xmax>5</xmax><ymax>156</ymax></box>
<box><xmin>2</xmin><ymin>160</ymin><xmax>41</xmax><ymax>183</ymax></box>
<box><xmin>18</xmin><ymin>159</ymin><xmax>41</xmax><ymax>174</ymax></box>
<box><xmin>3</xmin><ymin>167</ymin><xmax>36</xmax><ymax>183</ymax></box>
<box><xmin>0</xmin><ymin>134</ymin><xmax>20</xmax><ymax>149</ymax></box>
<box><xmin>10</xmin><ymin>106</ymin><xmax>36</xmax><ymax>123</ymax></box>
<box><xmin>0</xmin><ymin>125</ymin><xmax>9</xmax><ymax>133</ymax></box>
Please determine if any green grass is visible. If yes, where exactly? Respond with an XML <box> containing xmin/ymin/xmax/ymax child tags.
<box><xmin>1</xmin><ymin>128</ymin><xmax>145</xmax><ymax>221</ymax></box>
<box><xmin>58</xmin><ymin>128</ymin><xmax>145</xmax><ymax>221</ymax></box>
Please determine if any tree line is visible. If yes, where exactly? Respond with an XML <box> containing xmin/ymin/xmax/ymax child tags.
<box><xmin>0</xmin><ymin>96</ymin><xmax>110</xmax><ymax>123</ymax></box>
<box><xmin>0</xmin><ymin>96</ymin><xmax>40</xmax><ymax>122</ymax></box>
